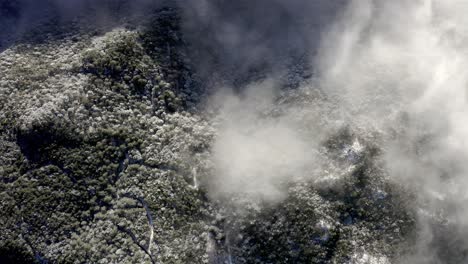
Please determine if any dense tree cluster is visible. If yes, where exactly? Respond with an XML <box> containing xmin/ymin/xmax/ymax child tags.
<box><xmin>0</xmin><ymin>7</ymin><xmax>214</xmax><ymax>263</ymax></box>
<box><xmin>204</xmin><ymin>127</ymin><xmax>416</xmax><ymax>264</ymax></box>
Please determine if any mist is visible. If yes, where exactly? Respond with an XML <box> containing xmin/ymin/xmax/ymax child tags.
<box><xmin>315</xmin><ymin>1</ymin><xmax>468</xmax><ymax>262</ymax></box>
<box><xmin>206</xmin><ymin>80</ymin><xmax>323</xmax><ymax>204</ymax></box>
<box><xmin>201</xmin><ymin>0</ymin><xmax>468</xmax><ymax>262</ymax></box>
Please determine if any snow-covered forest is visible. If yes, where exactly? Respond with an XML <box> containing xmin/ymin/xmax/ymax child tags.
<box><xmin>1</xmin><ymin>1</ymin><xmax>467</xmax><ymax>263</ymax></box>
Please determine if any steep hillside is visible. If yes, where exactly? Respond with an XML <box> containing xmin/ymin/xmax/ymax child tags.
<box><xmin>1</xmin><ymin>1</ymin><xmax>465</xmax><ymax>264</ymax></box>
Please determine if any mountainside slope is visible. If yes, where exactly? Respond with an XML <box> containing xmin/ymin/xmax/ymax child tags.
<box><xmin>1</xmin><ymin>1</ymin><xmax>464</xmax><ymax>264</ymax></box>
